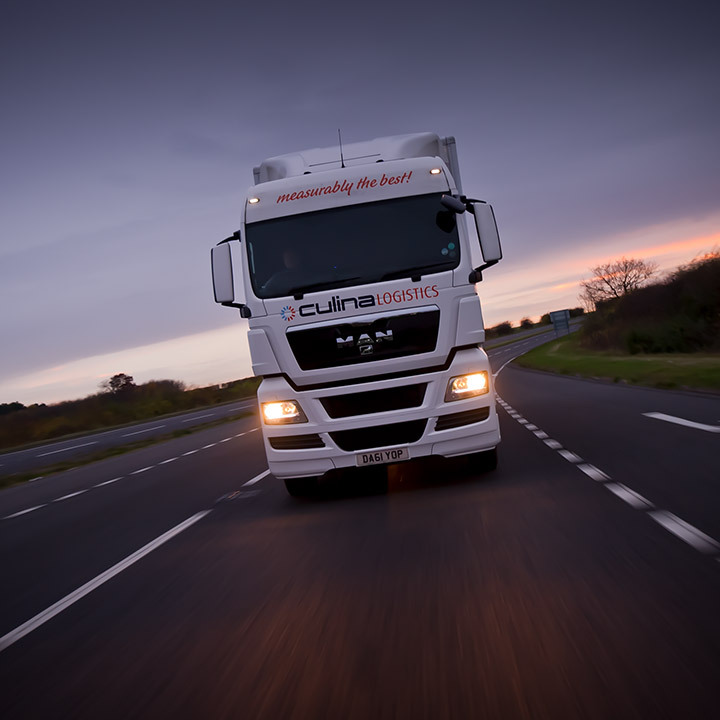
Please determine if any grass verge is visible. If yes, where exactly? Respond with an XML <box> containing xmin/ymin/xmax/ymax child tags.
<box><xmin>0</xmin><ymin>411</ymin><xmax>254</xmax><ymax>491</ymax></box>
<box><xmin>514</xmin><ymin>335</ymin><xmax>720</xmax><ymax>392</ymax></box>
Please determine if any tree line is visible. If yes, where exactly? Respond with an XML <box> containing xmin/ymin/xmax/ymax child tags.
<box><xmin>0</xmin><ymin>376</ymin><xmax>260</xmax><ymax>451</ymax></box>
<box><xmin>578</xmin><ymin>251</ymin><xmax>720</xmax><ymax>353</ymax></box>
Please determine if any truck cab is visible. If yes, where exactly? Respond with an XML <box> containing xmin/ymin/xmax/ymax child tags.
<box><xmin>212</xmin><ymin>133</ymin><xmax>503</xmax><ymax>495</ymax></box>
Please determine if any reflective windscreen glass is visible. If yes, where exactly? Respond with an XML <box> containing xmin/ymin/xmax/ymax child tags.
<box><xmin>246</xmin><ymin>193</ymin><xmax>460</xmax><ymax>298</ymax></box>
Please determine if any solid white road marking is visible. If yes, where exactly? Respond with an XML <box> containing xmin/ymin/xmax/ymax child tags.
<box><xmin>643</xmin><ymin>412</ymin><xmax>720</xmax><ymax>433</ymax></box>
<box><xmin>202</xmin><ymin>443</ymin><xmax>217</xmax><ymax>449</ymax></box>
<box><xmin>160</xmin><ymin>457</ymin><xmax>177</xmax><ymax>464</ymax></box>
<box><xmin>648</xmin><ymin>511</ymin><xmax>720</xmax><ymax>554</ymax></box>
<box><xmin>131</xmin><ymin>466</ymin><xmax>152</xmax><ymax>475</ymax></box>
<box><xmin>182</xmin><ymin>450</ymin><xmax>198</xmax><ymax>456</ymax></box>
<box><xmin>121</xmin><ymin>425</ymin><xmax>166</xmax><ymax>437</ymax></box>
<box><xmin>242</xmin><ymin>469</ymin><xmax>271</xmax><ymax>486</ymax></box>
<box><xmin>52</xmin><ymin>490</ymin><xmax>88</xmax><ymax>502</ymax></box>
<box><xmin>0</xmin><ymin>510</ymin><xmax>212</xmax><ymax>653</ymax></box>
<box><xmin>37</xmin><ymin>441</ymin><xmax>97</xmax><ymax>458</ymax></box>
<box><xmin>182</xmin><ymin>414</ymin><xmax>214</xmax><ymax>423</ymax></box>
<box><xmin>2</xmin><ymin>505</ymin><xmax>46</xmax><ymax>520</ymax></box>
<box><xmin>219</xmin><ymin>437</ymin><xmax>232</xmax><ymax>443</ymax></box>
<box><xmin>605</xmin><ymin>483</ymin><xmax>654</xmax><ymax>509</ymax></box>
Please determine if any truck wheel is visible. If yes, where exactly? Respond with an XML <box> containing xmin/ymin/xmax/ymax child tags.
<box><xmin>468</xmin><ymin>448</ymin><xmax>498</xmax><ymax>473</ymax></box>
<box><xmin>283</xmin><ymin>476</ymin><xmax>319</xmax><ymax>497</ymax></box>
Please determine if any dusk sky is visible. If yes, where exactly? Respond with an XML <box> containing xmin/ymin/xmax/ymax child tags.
<box><xmin>1</xmin><ymin>0</ymin><xmax>718</xmax><ymax>405</ymax></box>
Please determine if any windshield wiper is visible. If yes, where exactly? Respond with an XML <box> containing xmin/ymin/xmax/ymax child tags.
<box><xmin>288</xmin><ymin>276</ymin><xmax>362</xmax><ymax>299</ymax></box>
<box><xmin>379</xmin><ymin>263</ymin><xmax>453</xmax><ymax>282</ymax></box>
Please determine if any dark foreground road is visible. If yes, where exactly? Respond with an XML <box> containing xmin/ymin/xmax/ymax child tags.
<box><xmin>1</xmin><ymin>339</ymin><xmax>718</xmax><ymax>719</ymax></box>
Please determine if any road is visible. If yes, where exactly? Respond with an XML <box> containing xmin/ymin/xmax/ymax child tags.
<box><xmin>1</xmin><ymin>335</ymin><xmax>718</xmax><ymax>719</ymax></box>
<box><xmin>0</xmin><ymin>399</ymin><xmax>257</xmax><ymax>478</ymax></box>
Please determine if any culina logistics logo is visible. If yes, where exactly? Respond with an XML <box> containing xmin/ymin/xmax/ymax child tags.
<box><xmin>280</xmin><ymin>305</ymin><xmax>296</xmax><ymax>322</ymax></box>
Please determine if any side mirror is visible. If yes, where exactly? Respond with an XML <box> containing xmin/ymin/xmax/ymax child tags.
<box><xmin>211</xmin><ymin>241</ymin><xmax>249</xmax><ymax>313</ymax></box>
<box><xmin>472</xmin><ymin>202</ymin><xmax>502</xmax><ymax>263</ymax></box>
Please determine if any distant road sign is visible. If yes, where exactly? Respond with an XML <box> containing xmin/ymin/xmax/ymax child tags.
<box><xmin>549</xmin><ymin>309</ymin><xmax>571</xmax><ymax>337</ymax></box>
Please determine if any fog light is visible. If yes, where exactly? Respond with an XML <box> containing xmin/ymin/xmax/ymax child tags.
<box><xmin>445</xmin><ymin>372</ymin><xmax>489</xmax><ymax>402</ymax></box>
<box><xmin>262</xmin><ymin>400</ymin><xmax>307</xmax><ymax>424</ymax></box>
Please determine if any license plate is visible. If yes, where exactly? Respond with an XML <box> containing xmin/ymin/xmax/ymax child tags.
<box><xmin>356</xmin><ymin>447</ymin><xmax>410</xmax><ymax>466</ymax></box>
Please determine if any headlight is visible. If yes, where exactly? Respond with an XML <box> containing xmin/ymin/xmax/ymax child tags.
<box><xmin>261</xmin><ymin>400</ymin><xmax>307</xmax><ymax>424</ymax></box>
<box><xmin>444</xmin><ymin>372</ymin><xmax>489</xmax><ymax>402</ymax></box>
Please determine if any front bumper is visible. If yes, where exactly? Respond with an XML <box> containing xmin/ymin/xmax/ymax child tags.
<box><xmin>258</xmin><ymin>347</ymin><xmax>500</xmax><ymax>479</ymax></box>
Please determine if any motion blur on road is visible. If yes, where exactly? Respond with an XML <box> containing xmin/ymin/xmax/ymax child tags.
<box><xmin>1</xmin><ymin>332</ymin><xmax>719</xmax><ymax>719</ymax></box>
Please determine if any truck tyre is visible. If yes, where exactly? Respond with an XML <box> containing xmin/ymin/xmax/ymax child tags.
<box><xmin>283</xmin><ymin>476</ymin><xmax>319</xmax><ymax>497</ymax></box>
<box><xmin>468</xmin><ymin>447</ymin><xmax>498</xmax><ymax>473</ymax></box>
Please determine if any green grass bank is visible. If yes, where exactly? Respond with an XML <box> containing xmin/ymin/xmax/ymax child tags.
<box><xmin>514</xmin><ymin>335</ymin><xmax>720</xmax><ymax>392</ymax></box>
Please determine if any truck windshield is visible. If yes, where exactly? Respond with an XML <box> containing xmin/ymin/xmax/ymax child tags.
<box><xmin>246</xmin><ymin>193</ymin><xmax>461</xmax><ymax>298</ymax></box>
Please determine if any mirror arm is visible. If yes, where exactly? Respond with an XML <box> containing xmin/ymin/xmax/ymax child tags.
<box><xmin>221</xmin><ymin>301</ymin><xmax>252</xmax><ymax>318</ymax></box>
<box><xmin>218</xmin><ymin>230</ymin><xmax>242</xmax><ymax>244</ymax></box>
<box><xmin>468</xmin><ymin>260</ymin><xmax>498</xmax><ymax>284</ymax></box>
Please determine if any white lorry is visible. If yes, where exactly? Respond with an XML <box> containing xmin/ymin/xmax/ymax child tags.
<box><xmin>211</xmin><ymin>133</ymin><xmax>503</xmax><ymax>495</ymax></box>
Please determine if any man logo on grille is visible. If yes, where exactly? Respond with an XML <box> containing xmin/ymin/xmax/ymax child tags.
<box><xmin>280</xmin><ymin>306</ymin><xmax>296</xmax><ymax>322</ymax></box>
<box><xmin>336</xmin><ymin>330</ymin><xmax>393</xmax><ymax>353</ymax></box>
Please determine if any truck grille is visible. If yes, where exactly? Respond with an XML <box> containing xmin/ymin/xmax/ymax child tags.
<box><xmin>287</xmin><ymin>307</ymin><xmax>439</xmax><ymax>371</ymax></box>
<box><xmin>320</xmin><ymin>384</ymin><xmax>426</xmax><ymax>419</ymax></box>
<box><xmin>329</xmin><ymin>420</ymin><xmax>426</xmax><ymax>452</ymax></box>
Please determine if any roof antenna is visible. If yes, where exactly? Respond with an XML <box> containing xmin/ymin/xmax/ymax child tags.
<box><xmin>338</xmin><ymin>128</ymin><xmax>346</xmax><ymax>168</ymax></box>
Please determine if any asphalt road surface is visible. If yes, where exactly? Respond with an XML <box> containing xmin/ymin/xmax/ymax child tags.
<box><xmin>1</xmin><ymin>335</ymin><xmax>718</xmax><ymax>719</ymax></box>
<box><xmin>0</xmin><ymin>399</ymin><xmax>257</xmax><ymax>478</ymax></box>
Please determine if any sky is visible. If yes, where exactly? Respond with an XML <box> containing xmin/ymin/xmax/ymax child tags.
<box><xmin>1</xmin><ymin>0</ymin><xmax>719</xmax><ymax>405</ymax></box>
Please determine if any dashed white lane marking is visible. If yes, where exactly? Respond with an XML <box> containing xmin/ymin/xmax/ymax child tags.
<box><xmin>3</xmin><ymin>426</ymin><xmax>262</xmax><ymax>520</ymax></box>
<box><xmin>558</xmin><ymin>450</ymin><xmax>583</xmax><ymax>463</ymax></box>
<box><xmin>526</xmin><ymin>424</ymin><xmax>538</xmax><ymax>431</ymax></box>
<box><xmin>496</xmin><ymin>395</ymin><xmax>720</xmax><ymax>563</ymax></box>
<box><xmin>242</xmin><ymin>469</ymin><xmax>271</xmax><ymax>486</ymax></box>
<box><xmin>2</xmin><ymin>505</ymin><xmax>47</xmax><ymax>520</ymax></box>
<box><xmin>605</xmin><ymin>483</ymin><xmax>654</xmax><ymax>509</ymax></box>
<box><xmin>649</xmin><ymin>511</ymin><xmax>720</xmax><ymax>554</ymax></box>
<box><xmin>182</xmin><ymin>413</ymin><xmax>215</xmax><ymax>423</ymax></box>
<box><xmin>0</xmin><ymin>510</ymin><xmax>212</xmax><ymax>653</ymax></box>
<box><xmin>578</xmin><ymin>463</ymin><xmax>610</xmax><ymax>482</ymax></box>
<box><xmin>121</xmin><ymin>425</ymin><xmax>166</xmax><ymax>438</ymax></box>
<box><xmin>94</xmin><ymin>478</ymin><xmax>121</xmax><ymax>487</ymax></box>
<box><xmin>52</xmin><ymin>490</ymin><xmax>88</xmax><ymax>502</ymax></box>
<box><xmin>643</xmin><ymin>412</ymin><xmax>720</xmax><ymax>434</ymax></box>
<box><xmin>37</xmin><ymin>441</ymin><xmax>97</xmax><ymax>458</ymax></box>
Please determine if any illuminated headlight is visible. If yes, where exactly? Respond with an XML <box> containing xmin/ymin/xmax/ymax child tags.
<box><xmin>248</xmin><ymin>197</ymin><xmax>260</xmax><ymax>204</ymax></box>
<box><xmin>262</xmin><ymin>400</ymin><xmax>307</xmax><ymax>424</ymax></box>
<box><xmin>429</xmin><ymin>168</ymin><xmax>442</xmax><ymax>175</ymax></box>
<box><xmin>444</xmin><ymin>372</ymin><xmax>489</xmax><ymax>402</ymax></box>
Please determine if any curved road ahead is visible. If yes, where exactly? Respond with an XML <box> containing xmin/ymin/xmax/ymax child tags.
<box><xmin>1</xmin><ymin>336</ymin><xmax>718</xmax><ymax>719</ymax></box>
